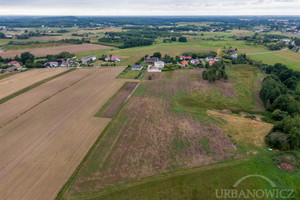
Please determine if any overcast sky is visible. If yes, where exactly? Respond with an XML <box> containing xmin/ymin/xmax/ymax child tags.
<box><xmin>0</xmin><ymin>0</ymin><xmax>299</xmax><ymax>15</ymax></box>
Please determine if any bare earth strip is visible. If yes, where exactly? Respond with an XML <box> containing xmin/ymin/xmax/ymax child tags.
<box><xmin>0</xmin><ymin>69</ymin><xmax>93</xmax><ymax>128</ymax></box>
<box><xmin>0</xmin><ymin>44</ymin><xmax>113</xmax><ymax>58</ymax></box>
<box><xmin>101</xmin><ymin>82</ymin><xmax>139</xmax><ymax>117</ymax></box>
<box><xmin>0</xmin><ymin>68</ymin><xmax>68</xmax><ymax>99</ymax></box>
<box><xmin>0</xmin><ymin>67</ymin><xmax>125</xmax><ymax>200</ymax></box>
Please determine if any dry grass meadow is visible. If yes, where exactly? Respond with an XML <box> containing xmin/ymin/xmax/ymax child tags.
<box><xmin>0</xmin><ymin>67</ymin><xmax>127</xmax><ymax>200</ymax></box>
<box><xmin>0</xmin><ymin>68</ymin><xmax>68</xmax><ymax>100</ymax></box>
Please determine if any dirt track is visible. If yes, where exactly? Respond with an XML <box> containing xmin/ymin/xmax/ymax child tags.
<box><xmin>0</xmin><ymin>68</ymin><xmax>68</xmax><ymax>100</ymax></box>
<box><xmin>0</xmin><ymin>44</ymin><xmax>113</xmax><ymax>58</ymax></box>
<box><xmin>0</xmin><ymin>67</ymin><xmax>125</xmax><ymax>200</ymax></box>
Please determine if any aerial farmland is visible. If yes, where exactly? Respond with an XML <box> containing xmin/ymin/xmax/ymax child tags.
<box><xmin>0</xmin><ymin>14</ymin><xmax>300</xmax><ymax>200</ymax></box>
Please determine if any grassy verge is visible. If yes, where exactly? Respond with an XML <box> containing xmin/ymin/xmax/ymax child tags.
<box><xmin>61</xmin><ymin>148</ymin><xmax>300</xmax><ymax>200</ymax></box>
<box><xmin>0</xmin><ymin>68</ymin><xmax>75</xmax><ymax>105</ymax></box>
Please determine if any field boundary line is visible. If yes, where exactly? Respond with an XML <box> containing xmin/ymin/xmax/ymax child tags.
<box><xmin>0</xmin><ymin>68</ymin><xmax>75</xmax><ymax>105</ymax></box>
<box><xmin>56</xmin><ymin>81</ymin><xmax>140</xmax><ymax>200</ymax></box>
<box><xmin>0</xmin><ymin>71</ymin><xmax>92</xmax><ymax>128</ymax></box>
<box><xmin>74</xmin><ymin>158</ymin><xmax>248</xmax><ymax>200</ymax></box>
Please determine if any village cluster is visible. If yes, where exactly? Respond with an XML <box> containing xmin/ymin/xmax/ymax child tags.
<box><xmin>0</xmin><ymin>55</ymin><xmax>121</xmax><ymax>73</ymax></box>
<box><xmin>130</xmin><ymin>54</ymin><xmax>221</xmax><ymax>73</ymax></box>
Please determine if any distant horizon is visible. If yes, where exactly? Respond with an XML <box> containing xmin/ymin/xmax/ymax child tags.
<box><xmin>0</xmin><ymin>15</ymin><xmax>299</xmax><ymax>17</ymax></box>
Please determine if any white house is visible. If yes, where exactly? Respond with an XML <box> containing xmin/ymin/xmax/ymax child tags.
<box><xmin>154</xmin><ymin>61</ymin><xmax>164</xmax><ymax>68</ymax></box>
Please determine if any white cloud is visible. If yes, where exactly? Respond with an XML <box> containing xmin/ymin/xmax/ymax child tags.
<box><xmin>0</xmin><ymin>0</ymin><xmax>299</xmax><ymax>15</ymax></box>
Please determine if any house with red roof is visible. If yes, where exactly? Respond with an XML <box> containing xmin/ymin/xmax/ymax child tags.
<box><xmin>8</xmin><ymin>61</ymin><xmax>21</xmax><ymax>68</ymax></box>
<box><xmin>180</xmin><ymin>56</ymin><xmax>192</xmax><ymax>60</ymax></box>
<box><xmin>180</xmin><ymin>60</ymin><xmax>189</xmax><ymax>67</ymax></box>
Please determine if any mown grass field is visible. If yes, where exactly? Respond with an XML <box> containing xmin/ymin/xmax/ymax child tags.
<box><xmin>249</xmin><ymin>50</ymin><xmax>300</xmax><ymax>71</ymax></box>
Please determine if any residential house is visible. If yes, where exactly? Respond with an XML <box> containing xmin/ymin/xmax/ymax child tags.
<box><xmin>8</xmin><ymin>61</ymin><xmax>21</xmax><ymax>68</ymax></box>
<box><xmin>144</xmin><ymin>56</ymin><xmax>159</xmax><ymax>64</ymax></box>
<box><xmin>180</xmin><ymin>60</ymin><xmax>189</xmax><ymax>67</ymax></box>
<box><xmin>81</xmin><ymin>55</ymin><xmax>97</xmax><ymax>64</ymax></box>
<box><xmin>5</xmin><ymin>34</ymin><xmax>13</xmax><ymax>38</ymax></box>
<box><xmin>209</xmin><ymin>59</ymin><xmax>215</xmax><ymax>65</ymax></box>
<box><xmin>180</xmin><ymin>56</ymin><xmax>192</xmax><ymax>60</ymax></box>
<box><xmin>205</xmin><ymin>56</ymin><xmax>214</xmax><ymax>61</ymax></box>
<box><xmin>105</xmin><ymin>56</ymin><xmax>120</xmax><ymax>62</ymax></box>
<box><xmin>190</xmin><ymin>59</ymin><xmax>200</xmax><ymax>65</ymax></box>
<box><xmin>147</xmin><ymin>65</ymin><xmax>161</xmax><ymax>72</ymax></box>
<box><xmin>230</xmin><ymin>53</ymin><xmax>238</xmax><ymax>59</ymax></box>
<box><xmin>154</xmin><ymin>61</ymin><xmax>164</xmax><ymax>68</ymax></box>
<box><xmin>131</xmin><ymin>65</ymin><xmax>143</xmax><ymax>71</ymax></box>
<box><xmin>5</xmin><ymin>66</ymin><xmax>17</xmax><ymax>72</ymax></box>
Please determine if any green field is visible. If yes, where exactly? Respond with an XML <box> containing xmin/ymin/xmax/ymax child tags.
<box><xmin>249</xmin><ymin>50</ymin><xmax>300</xmax><ymax>71</ymax></box>
<box><xmin>173</xmin><ymin>64</ymin><xmax>264</xmax><ymax>114</ymax></box>
<box><xmin>63</xmin><ymin>150</ymin><xmax>299</xmax><ymax>200</ymax></box>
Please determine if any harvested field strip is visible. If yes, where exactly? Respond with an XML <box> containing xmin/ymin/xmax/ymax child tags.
<box><xmin>0</xmin><ymin>68</ymin><xmax>69</xmax><ymax>100</ymax></box>
<box><xmin>96</xmin><ymin>82</ymin><xmax>139</xmax><ymax>118</ymax></box>
<box><xmin>0</xmin><ymin>72</ymin><xmax>18</xmax><ymax>81</ymax></box>
<box><xmin>67</xmin><ymin>158</ymin><xmax>247</xmax><ymax>200</ymax></box>
<box><xmin>0</xmin><ymin>69</ymin><xmax>74</xmax><ymax>105</ymax></box>
<box><xmin>0</xmin><ymin>67</ymin><xmax>125</xmax><ymax>200</ymax></box>
<box><xmin>0</xmin><ymin>44</ymin><xmax>114</xmax><ymax>58</ymax></box>
<box><xmin>0</xmin><ymin>69</ymin><xmax>92</xmax><ymax>128</ymax></box>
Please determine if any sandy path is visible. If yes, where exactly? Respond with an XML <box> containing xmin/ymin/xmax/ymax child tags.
<box><xmin>0</xmin><ymin>67</ymin><xmax>125</xmax><ymax>200</ymax></box>
<box><xmin>0</xmin><ymin>68</ymin><xmax>68</xmax><ymax>100</ymax></box>
<box><xmin>0</xmin><ymin>69</ymin><xmax>92</xmax><ymax>128</ymax></box>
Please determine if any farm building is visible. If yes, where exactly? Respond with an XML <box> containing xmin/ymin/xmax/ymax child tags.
<box><xmin>147</xmin><ymin>65</ymin><xmax>161</xmax><ymax>72</ymax></box>
<box><xmin>154</xmin><ymin>61</ymin><xmax>164</xmax><ymax>68</ymax></box>
<box><xmin>131</xmin><ymin>65</ymin><xmax>143</xmax><ymax>71</ymax></box>
<box><xmin>144</xmin><ymin>56</ymin><xmax>159</xmax><ymax>64</ymax></box>
<box><xmin>81</xmin><ymin>55</ymin><xmax>97</xmax><ymax>63</ymax></box>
